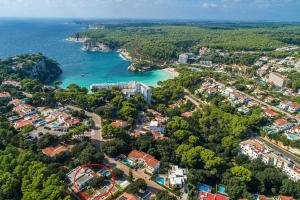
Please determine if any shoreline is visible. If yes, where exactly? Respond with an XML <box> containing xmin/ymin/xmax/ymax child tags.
<box><xmin>117</xmin><ymin>49</ymin><xmax>133</xmax><ymax>61</ymax></box>
<box><xmin>162</xmin><ymin>67</ymin><xmax>179</xmax><ymax>79</ymax></box>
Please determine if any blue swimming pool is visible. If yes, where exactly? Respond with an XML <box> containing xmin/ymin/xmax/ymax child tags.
<box><xmin>218</xmin><ymin>185</ymin><xmax>226</xmax><ymax>194</ymax></box>
<box><xmin>51</xmin><ymin>122</ymin><xmax>60</xmax><ymax>127</ymax></box>
<box><xmin>122</xmin><ymin>158</ymin><xmax>133</xmax><ymax>167</ymax></box>
<box><xmin>102</xmin><ymin>170</ymin><xmax>111</xmax><ymax>177</ymax></box>
<box><xmin>287</xmin><ymin>134</ymin><xmax>299</xmax><ymax>140</ymax></box>
<box><xmin>156</xmin><ymin>177</ymin><xmax>165</xmax><ymax>185</ymax></box>
<box><xmin>197</xmin><ymin>184</ymin><xmax>212</xmax><ymax>193</ymax></box>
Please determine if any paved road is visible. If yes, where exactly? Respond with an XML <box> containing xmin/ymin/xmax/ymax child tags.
<box><xmin>183</xmin><ymin>88</ymin><xmax>207</xmax><ymax>108</ymax></box>
<box><xmin>66</xmin><ymin>105</ymin><xmax>103</xmax><ymax>141</ymax></box>
<box><xmin>257</xmin><ymin>137</ymin><xmax>300</xmax><ymax>167</ymax></box>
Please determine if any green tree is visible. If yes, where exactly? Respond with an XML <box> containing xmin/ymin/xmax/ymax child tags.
<box><xmin>128</xmin><ymin>168</ymin><xmax>133</xmax><ymax>182</ymax></box>
<box><xmin>230</xmin><ymin>166</ymin><xmax>252</xmax><ymax>182</ymax></box>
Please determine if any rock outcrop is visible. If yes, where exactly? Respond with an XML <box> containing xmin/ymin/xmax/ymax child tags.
<box><xmin>82</xmin><ymin>41</ymin><xmax>111</xmax><ymax>52</ymax></box>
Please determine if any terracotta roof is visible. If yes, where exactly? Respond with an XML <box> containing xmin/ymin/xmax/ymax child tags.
<box><xmin>291</xmin><ymin>126</ymin><xmax>300</xmax><ymax>131</ymax></box>
<box><xmin>181</xmin><ymin>112</ymin><xmax>193</xmax><ymax>118</ymax></box>
<box><xmin>279</xmin><ymin>196</ymin><xmax>294</xmax><ymax>200</ymax></box>
<box><xmin>65</xmin><ymin>118</ymin><xmax>80</xmax><ymax>125</ymax></box>
<box><xmin>198</xmin><ymin>192</ymin><xmax>229</xmax><ymax>200</ymax></box>
<box><xmin>264</xmin><ymin>108</ymin><xmax>278</xmax><ymax>117</ymax></box>
<box><xmin>128</xmin><ymin>150</ymin><xmax>160</xmax><ymax>168</ymax></box>
<box><xmin>0</xmin><ymin>92</ymin><xmax>11</xmax><ymax>98</ymax></box>
<box><xmin>117</xmin><ymin>192</ymin><xmax>139</xmax><ymax>200</ymax></box>
<box><xmin>14</xmin><ymin>120</ymin><xmax>32</xmax><ymax>129</ymax></box>
<box><xmin>275</xmin><ymin>118</ymin><xmax>289</xmax><ymax>126</ymax></box>
<box><xmin>215</xmin><ymin>194</ymin><xmax>230</xmax><ymax>200</ymax></box>
<box><xmin>289</xmin><ymin>103</ymin><xmax>300</xmax><ymax>108</ymax></box>
<box><xmin>259</xmin><ymin>195</ymin><xmax>269</xmax><ymax>200</ymax></box>
<box><xmin>151</xmin><ymin>130</ymin><xmax>162</xmax><ymax>138</ymax></box>
<box><xmin>42</xmin><ymin>145</ymin><xmax>70</xmax><ymax>157</ymax></box>
<box><xmin>111</xmin><ymin>120</ymin><xmax>127</xmax><ymax>127</ymax></box>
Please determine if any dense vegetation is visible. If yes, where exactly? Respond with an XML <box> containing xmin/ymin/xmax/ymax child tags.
<box><xmin>75</xmin><ymin>23</ymin><xmax>300</xmax><ymax>64</ymax></box>
<box><xmin>98</xmin><ymin>70</ymin><xmax>300</xmax><ymax>199</ymax></box>
<box><xmin>0</xmin><ymin>53</ymin><xmax>62</xmax><ymax>83</ymax></box>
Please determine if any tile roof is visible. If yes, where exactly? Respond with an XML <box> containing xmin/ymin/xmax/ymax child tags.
<box><xmin>264</xmin><ymin>108</ymin><xmax>278</xmax><ymax>117</ymax></box>
<box><xmin>289</xmin><ymin>103</ymin><xmax>300</xmax><ymax>108</ymax></box>
<box><xmin>0</xmin><ymin>92</ymin><xmax>11</xmax><ymax>98</ymax></box>
<box><xmin>128</xmin><ymin>150</ymin><xmax>160</xmax><ymax>168</ymax></box>
<box><xmin>279</xmin><ymin>196</ymin><xmax>294</xmax><ymax>200</ymax></box>
<box><xmin>42</xmin><ymin>145</ymin><xmax>70</xmax><ymax>157</ymax></box>
<box><xmin>275</xmin><ymin>118</ymin><xmax>289</xmax><ymax>126</ymax></box>
<box><xmin>117</xmin><ymin>192</ymin><xmax>139</xmax><ymax>200</ymax></box>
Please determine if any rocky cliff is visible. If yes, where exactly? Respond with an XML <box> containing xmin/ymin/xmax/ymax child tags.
<box><xmin>82</xmin><ymin>41</ymin><xmax>111</xmax><ymax>52</ymax></box>
<box><xmin>24</xmin><ymin>58</ymin><xmax>62</xmax><ymax>83</ymax></box>
<box><xmin>1</xmin><ymin>53</ymin><xmax>62</xmax><ymax>83</ymax></box>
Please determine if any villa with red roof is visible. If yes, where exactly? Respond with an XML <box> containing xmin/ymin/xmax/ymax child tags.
<box><xmin>14</xmin><ymin>119</ymin><xmax>33</xmax><ymax>130</ymax></box>
<box><xmin>117</xmin><ymin>192</ymin><xmax>139</xmax><ymax>200</ymax></box>
<box><xmin>278</xmin><ymin>195</ymin><xmax>294</xmax><ymax>200</ymax></box>
<box><xmin>198</xmin><ymin>191</ymin><xmax>229</xmax><ymax>200</ymax></box>
<box><xmin>0</xmin><ymin>92</ymin><xmax>11</xmax><ymax>99</ymax></box>
<box><xmin>111</xmin><ymin>120</ymin><xmax>128</xmax><ymax>128</ymax></box>
<box><xmin>263</xmin><ymin>108</ymin><xmax>278</xmax><ymax>118</ymax></box>
<box><xmin>274</xmin><ymin>118</ymin><xmax>293</xmax><ymax>130</ymax></box>
<box><xmin>181</xmin><ymin>112</ymin><xmax>193</xmax><ymax>118</ymax></box>
<box><xmin>128</xmin><ymin>150</ymin><xmax>160</xmax><ymax>174</ymax></box>
<box><xmin>288</xmin><ymin>103</ymin><xmax>300</xmax><ymax>113</ymax></box>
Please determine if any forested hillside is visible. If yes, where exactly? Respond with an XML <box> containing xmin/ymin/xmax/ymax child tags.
<box><xmin>74</xmin><ymin>23</ymin><xmax>300</xmax><ymax>62</ymax></box>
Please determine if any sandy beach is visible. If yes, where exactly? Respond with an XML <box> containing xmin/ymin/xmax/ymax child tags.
<box><xmin>163</xmin><ymin>67</ymin><xmax>179</xmax><ymax>78</ymax></box>
<box><xmin>118</xmin><ymin>49</ymin><xmax>133</xmax><ymax>61</ymax></box>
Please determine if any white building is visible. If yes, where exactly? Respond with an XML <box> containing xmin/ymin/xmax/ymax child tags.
<box><xmin>269</xmin><ymin>72</ymin><xmax>291</xmax><ymax>88</ymax></box>
<box><xmin>178</xmin><ymin>53</ymin><xmax>197</xmax><ymax>64</ymax></box>
<box><xmin>168</xmin><ymin>165</ymin><xmax>188</xmax><ymax>187</ymax></box>
<box><xmin>282</xmin><ymin>164</ymin><xmax>300</xmax><ymax>182</ymax></box>
<box><xmin>239</xmin><ymin>139</ymin><xmax>266</xmax><ymax>160</ymax></box>
<box><xmin>90</xmin><ymin>81</ymin><xmax>151</xmax><ymax>104</ymax></box>
<box><xmin>199</xmin><ymin>60</ymin><xmax>213</xmax><ymax>67</ymax></box>
<box><xmin>240</xmin><ymin>139</ymin><xmax>300</xmax><ymax>182</ymax></box>
<box><xmin>66</xmin><ymin>167</ymin><xmax>95</xmax><ymax>191</ymax></box>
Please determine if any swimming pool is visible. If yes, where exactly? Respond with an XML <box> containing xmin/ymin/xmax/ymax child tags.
<box><xmin>197</xmin><ymin>184</ymin><xmax>212</xmax><ymax>193</ymax></box>
<box><xmin>156</xmin><ymin>177</ymin><xmax>165</xmax><ymax>185</ymax></box>
<box><xmin>287</xmin><ymin>134</ymin><xmax>299</xmax><ymax>140</ymax></box>
<box><xmin>102</xmin><ymin>170</ymin><xmax>111</xmax><ymax>177</ymax></box>
<box><xmin>122</xmin><ymin>158</ymin><xmax>133</xmax><ymax>167</ymax></box>
<box><xmin>218</xmin><ymin>185</ymin><xmax>226</xmax><ymax>194</ymax></box>
<box><xmin>51</xmin><ymin>122</ymin><xmax>60</xmax><ymax>127</ymax></box>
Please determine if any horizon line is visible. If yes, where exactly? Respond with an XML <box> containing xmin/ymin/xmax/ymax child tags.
<box><xmin>1</xmin><ymin>16</ymin><xmax>300</xmax><ymax>24</ymax></box>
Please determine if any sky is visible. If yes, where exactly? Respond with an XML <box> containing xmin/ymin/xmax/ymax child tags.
<box><xmin>0</xmin><ymin>0</ymin><xmax>300</xmax><ymax>21</ymax></box>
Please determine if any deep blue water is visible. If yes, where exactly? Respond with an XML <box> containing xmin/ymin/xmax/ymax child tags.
<box><xmin>0</xmin><ymin>19</ymin><xmax>171</xmax><ymax>88</ymax></box>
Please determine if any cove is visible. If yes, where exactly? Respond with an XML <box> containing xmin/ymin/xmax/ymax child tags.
<box><xmin>0</xmin><ymin>19</ymin><xmax>172</xmax><ymax>88</ymax></box>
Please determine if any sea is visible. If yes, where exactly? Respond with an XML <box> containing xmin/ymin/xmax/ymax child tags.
<box><xmin>0</xmin><ymin>18</ymin><xmax>172</xmax><ymax>88</ymax></box>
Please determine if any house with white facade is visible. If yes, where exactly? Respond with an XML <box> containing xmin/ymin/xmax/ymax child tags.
<box><xmin>90</xmin><ymin>81</ymin><xmax>152</xmax><ymax>104</ymax></box>
<box><xmin>168</xmin><ymin>165</ymin><xmax>188</xmax><ymax>187</ymax></box>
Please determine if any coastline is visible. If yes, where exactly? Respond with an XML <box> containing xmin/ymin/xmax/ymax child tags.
<box><xmin>117</xmin><ymin>49</ymin><xmax>133</xmax><ymax>61</ymax></box>
<box><xmin>162</xmin><ymin>67</ymin><xmax>179</xmax><ymax>79</ymax></box>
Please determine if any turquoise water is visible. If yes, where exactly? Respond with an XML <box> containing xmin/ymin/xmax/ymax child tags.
<box><xmin>155</xmin><ymin>177</ymin><xmax>165</xmax><ymax>185</ymax></box>
<box><xmin>218</xmin><ymin>185</ymin><xmax>226</xmax><ymax>194</ymax></box>
<box><xmin>197</xmin><ymin>184</ymin><xmax>212</xmax><ymax>192</ymax></box>
<box><xmin>0</xmin><ymin>19</ymin><xmax>172</xmax><ymax>88</ymax></box>
<box><xmin>287</xmin><ymin>134</ymin><xmax>299</xmax><ymax>140</ymax></box>
<box><xmin>102</xmin><ymin>171</ymin><xmax>111</xmax><ymax>177</ymax></box>
<box><xmin>122</xmin><ymin>158</ymin><xmax>133</xmax><ymax>167</ymax></box>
